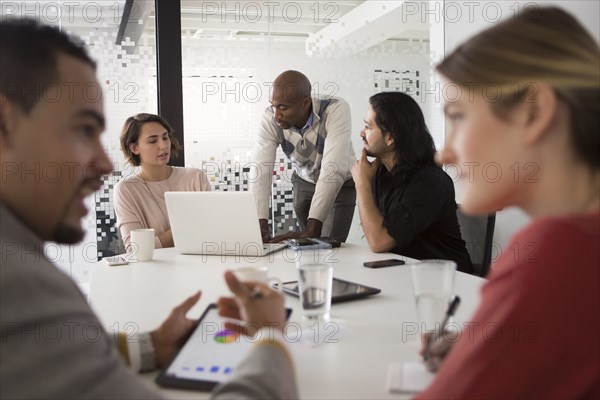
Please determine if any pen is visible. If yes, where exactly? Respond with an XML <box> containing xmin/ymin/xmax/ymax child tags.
<box><xmin>425</xmin><ymin>295</ymin><xmax>461</xmax><ymax>360</ymax></box>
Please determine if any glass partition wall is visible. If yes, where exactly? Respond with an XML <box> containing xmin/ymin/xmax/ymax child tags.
<box><xmin>180</xmin><ymin>0</ymin><xmax>439</xmax><ymax>241</ymax></box>
<box><xmin>1</xmin><ymin>0</ymin><xmax>443</xmax><ymax>287</ymax></box>
<box><xmin>0</xmin><ymin>1</ymin><xmax>158</xmax><ymax>286</ymax></box>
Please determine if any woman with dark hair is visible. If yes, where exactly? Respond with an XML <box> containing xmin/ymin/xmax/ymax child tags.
<box><xmin>351</xmin><ymin>92</ymin><xmax>472</xmax><ymax>273</ymax></box>
<box><xmin>114</xmin><ymin>113</ymin><xmax>210</xmax><ymax>248</ymax></box>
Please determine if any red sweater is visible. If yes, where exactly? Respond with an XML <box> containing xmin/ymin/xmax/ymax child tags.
<box><xmin>417</xmin><ymin>212</ymin><xmax>600</xmax><ymax>399</ymax></box>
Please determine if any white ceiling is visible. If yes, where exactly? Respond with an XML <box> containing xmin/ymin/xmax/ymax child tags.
<box><xmin>178</xmin><ymin>1</ymin><xmax>428</xmax><ymax>43</ymax></box>
<box><xmin>0</xmin><ymin>0</ymin><xmax>429</xmax><ymax>53</ymax></box>
<box><xmin>180</xmin><ymin>0</ymin><xmax>365</xmax><ymax>38</ymax></box>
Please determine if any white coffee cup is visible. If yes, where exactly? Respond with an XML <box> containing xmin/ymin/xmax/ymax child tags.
<box><xmin>129</xmin><ymin>229</ymin><xmax>155</xmax><ymax>262</ymax></box>
<box><xmin>233</xmin><ymin>266</ymin><xmax>282</xmax><ymax>292</ymax></box>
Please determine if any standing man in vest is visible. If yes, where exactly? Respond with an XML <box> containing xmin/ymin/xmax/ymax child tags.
<box><xmin>251</xmin><ymin>71</ymin><xmax>356</xmax><ymax>242</ymax></box>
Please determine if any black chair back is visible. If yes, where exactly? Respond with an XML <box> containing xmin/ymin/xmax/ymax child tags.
<box><xmin>456</xmin><ymin>207</ymin><xmax>496</xmax><ymax>277</ymax></box>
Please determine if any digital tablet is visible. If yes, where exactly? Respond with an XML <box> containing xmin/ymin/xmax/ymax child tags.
<box><xmin>282</xmin><ymin>277</ymin><xmax>381</xmax><ymax>303</ymax></box>
<box><xmin>156</xmin><ymin>304</ymin><xmax>291</xmax><ymax>391</ymax></box>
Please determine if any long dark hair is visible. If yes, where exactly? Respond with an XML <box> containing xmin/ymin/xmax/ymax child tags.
<box><xmin>369</xmin><ymin>92</ymin><xmax>436</xmax><ymax>181</ymax></box>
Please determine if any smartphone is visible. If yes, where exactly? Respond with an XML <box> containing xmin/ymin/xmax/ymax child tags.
<box><xmin>363</xmin><ymin>259</ymin><xmax>405</xmax><ymax>269</ymax></box>
<box><xmin>291</xmin><ymin>238</ymin><xmax>315</xmax><ymax>246</ymax></box>
<box><xmin>102</xmin><ymin>255</ymin><xmax>129</xmax><ymax>266</ymax></box>
<box><xmin>287</xmin><ymin>238</ymin><xmax>333</xmax><ymax>251</ymax></box>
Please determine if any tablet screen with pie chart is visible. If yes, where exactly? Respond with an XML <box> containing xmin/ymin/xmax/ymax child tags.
<box><xmin>157</xmin><ymin>303</ymin><xmax>291</xmax><ymax>391</ymax></box>
<box><xmin>157</xmin><ymin>304</ymin><xmax>254</xmax><ymax>391</ymax></box>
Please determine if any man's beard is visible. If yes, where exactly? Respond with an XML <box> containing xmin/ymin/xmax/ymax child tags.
<box><xmin>52</xmin><ymin>223</ymin><xmax>85</xmax><ymax>244</ymax></box>
<box><xmin>364</xmin><ymin>147</ymin><xmax>376</xmax><ymax>157</ymax></box>
<box><xmin>50</xmin><ymin>176</ymin><xmax>103</xmax><ymax>245</ymax></box>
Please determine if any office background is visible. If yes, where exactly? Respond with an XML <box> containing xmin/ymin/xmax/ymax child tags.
<box><xmin>1</xmin><ymin>0</ymin><xmax>597</xmax><ymax>289</ymax></box>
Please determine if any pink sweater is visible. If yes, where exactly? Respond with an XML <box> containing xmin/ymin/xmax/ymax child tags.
<box><xmin>113</xmin><ymin>167</ymin><xmax>211</xmax><ymax>248</ymax></box>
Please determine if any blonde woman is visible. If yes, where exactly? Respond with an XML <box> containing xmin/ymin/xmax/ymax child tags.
<box><xmin>114</xmin><ymin>113</ymin><xmax>210</xmax><ymax>248</ymax></box>
<box><xmin>416</xmin><ymin>7</ymin><xmax>599</xmax><ymax>398</ymax></box>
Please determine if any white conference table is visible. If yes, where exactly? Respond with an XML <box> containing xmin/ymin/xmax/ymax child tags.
<box><xmin>90</xmin><ymin>244</ymin><xmax>485</xmax><ymax>399</ymax></box>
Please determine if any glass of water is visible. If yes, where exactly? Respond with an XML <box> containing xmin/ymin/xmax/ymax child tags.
<box><xmin>411</xmin><ymin>260</ymin><xmax>457</xmax><ymax>333</ymax></box>
<box><xmin>297</xmin><ymin>263</ymin><xmax>333</xmax><ymax>320</ymax></box>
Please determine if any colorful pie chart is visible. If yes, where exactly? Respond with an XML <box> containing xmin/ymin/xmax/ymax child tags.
<box><xmin>214</xmin><ymin>330</ymin><xmax>239</xmax><ymax>344</ymax></box>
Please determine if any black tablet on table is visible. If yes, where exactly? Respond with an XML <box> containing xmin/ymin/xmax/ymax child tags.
<box><xmin>156</xmin><ymin>304</ymin><xmax>291</xmax><ymax>391</ymax></box>
<box><xmin>282</xmin><ymin>277</ymin><xmax>381</xmax><ymax>303</ymax></box>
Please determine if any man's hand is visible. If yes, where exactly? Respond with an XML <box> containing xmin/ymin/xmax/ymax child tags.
<box><xmin>419</xmin><ymin>330</ymin><xmax>459</xmax><ymax>372</ymax></box>
<box><xmin>269</xmin><ymin>218</ymin><xmax>323</xmax><ymax>243</ymax></box>
<box><xmin>351</xmin><ymin>149</ymin><xmax>381</xmax><ymax>190</ymax></box>
<box><xmin>259</xmin><ymin>219</ymin><xmax>271</xmax><ymax>242</ymax></box>
<box><xmin>150</xmin><ymin>291</ymin><xmax>202</xmax><ymax>367</ymax></box>
<box><xmin>217</xmin><ymin>271</ymin><xmax>286</xmax><ymax>336</ymax></box>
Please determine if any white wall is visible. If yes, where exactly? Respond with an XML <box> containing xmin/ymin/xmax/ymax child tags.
<box><xmin>443</xmin><ymin>0</ymin><xmax>599</xmax><ymax>250</ymax></box>
<box><xmin>181</xmin><ymin>37</ymin><xmax>432</xmax><ymax>244</ymax></box>
<box><xmin>445</xmin><ymin>0</ymin><xmax>599</xmax><ymax>54</ymax></box>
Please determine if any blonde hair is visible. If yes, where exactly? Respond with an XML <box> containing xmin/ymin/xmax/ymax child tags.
<box><xmin>437</xmin><ymin>6</ymin><xmax>600</xmax><ymax>168</ymax></box>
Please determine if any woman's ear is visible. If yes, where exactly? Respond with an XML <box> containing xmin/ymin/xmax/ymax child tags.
<box><xmin>129</xmin><ymin>143</ymin><xmax>139</xmax><ymax>155</ymax></box>
<box><xmin>521</xmin><ymin>83</ymin><xmax>557</xmax><ymax>145</ymax></box>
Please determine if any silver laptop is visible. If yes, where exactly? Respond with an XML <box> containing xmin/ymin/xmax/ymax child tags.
<box><xmin>165</xmin><ymin>191</ymin><xmax>287</xmax><ymax>256</ymax></box>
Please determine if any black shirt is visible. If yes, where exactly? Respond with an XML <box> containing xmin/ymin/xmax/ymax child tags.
<box><xmin>372</xmin><ymin>164</ymin><xmax>473</xmax><ymax>274</ymax></box>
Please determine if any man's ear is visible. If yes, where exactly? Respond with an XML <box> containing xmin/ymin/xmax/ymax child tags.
<box><xmin>0</xmin><ymin>95</ymin><xmax>5</xmax><ymax>139</ymax></box>
<box><xmin>384</xmin><ymin>133</ymin><xmax>395</xmax><ymax>147</ymax></box>
<box><xmin>303</xmin><ymin>96</ymin><xmax>312</xmax><ymax>110</ymax></box>
<box><xmin>521</xmin><ymin>83</ymin><xmax>557</xmax><ymax>145</ymax></box>
<box><xmin>0</xmin><ymin>94</ymin><xmax>19</xmax><ymax>149</ymax></box>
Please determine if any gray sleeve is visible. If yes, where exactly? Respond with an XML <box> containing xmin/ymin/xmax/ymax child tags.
<box><xmin>211</xmin><ymin>344</ymin><xmax>299</xmax><ymax>400</ymax></box>
<box><xmin>0</xmin><ymin>259</ymin><xmax>164</xmax><ymax>400</ymax></box>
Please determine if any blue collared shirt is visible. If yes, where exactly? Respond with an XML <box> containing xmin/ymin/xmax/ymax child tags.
<box><xmin>297</xmin><ymin>112</ymin><xmax>314</xmax><ymax>135</ymax></box>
